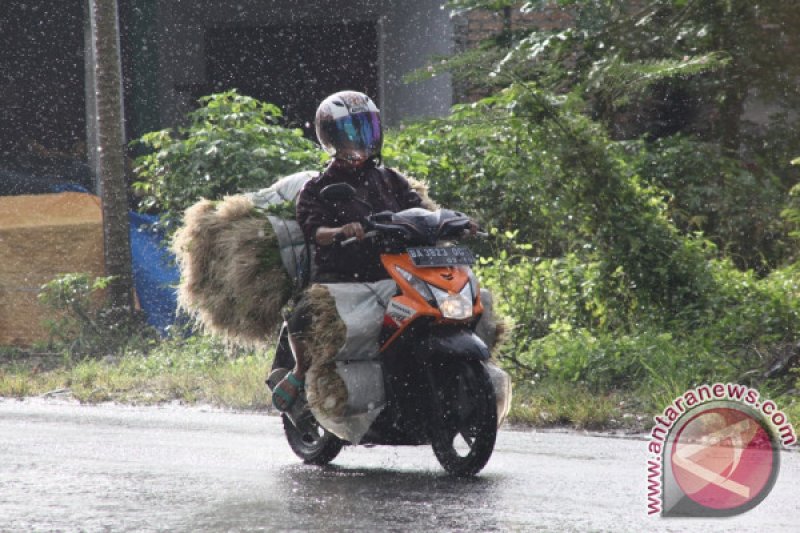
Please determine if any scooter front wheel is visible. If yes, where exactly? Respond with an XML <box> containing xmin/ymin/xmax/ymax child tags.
<box><xmin>430</xmin><ymin>360</ymin><xmax>498</xmax><ymax>476</ymax></box>
<box><xmin>282</xmin><ymin>413</ymin><xmax>344</xmax><ymax>465</ymax></box>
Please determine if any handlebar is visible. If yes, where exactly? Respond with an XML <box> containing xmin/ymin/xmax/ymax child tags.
<box><xmin>340</xmin><ymin>229</ymin><xmax>486</xmax><ymax>247</ymax></box>
<box><xmin>334</xmin><ymin>209</ymin><xmax>486</xmax><ymax>247</ymax></box>
<box><xmin>340</xmin><ymin>230</ymin><xmax>379</xmax><ymax>246</ymax></box>
<box><xmin>462</xmin><ymin>229</ymin><xmax>489</xmax><ymax>239</ymax></box>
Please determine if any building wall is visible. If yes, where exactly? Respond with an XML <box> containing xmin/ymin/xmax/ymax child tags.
<box><xmin>150</xmin><ymin>0</ymin><xmax>453</xmax><ymax>129</ymax></box>
<box><xmin>451</xmin><ymin>3</ymin><xmax>575</xmax><ymax>103</ymax></box>
<box><xmin>379</xmin><ymin>0</ymin><xmax>453</xmax><ymax>125</ymax></box>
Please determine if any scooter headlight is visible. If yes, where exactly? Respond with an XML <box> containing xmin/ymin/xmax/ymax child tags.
<box><xmin>395</xmin><ymin>266</ymin><xmax>474</xmax><ymax>319</ymax></box>
<box><xmin>395</xmin><ymin>266</ymin><xmax>436</xmax><ymax>305</ymax></box>
<box><xmin>430</xmin><ymin>285</ymin><xmax>474</xmax><ymax>320</ymax></box>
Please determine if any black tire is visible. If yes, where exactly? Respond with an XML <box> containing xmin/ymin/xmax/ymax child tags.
<box><xmin>282</xmin><ymin>413</ymin><xmax>344</xmax><ymax>465</ymax></box>
<box><xmin>430</xmin><ymin>360</ymin><xmax>498</xmax><ymax>476</ymax></box>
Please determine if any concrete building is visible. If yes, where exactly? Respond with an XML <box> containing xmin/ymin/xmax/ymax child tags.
<box><xmin>1</xmin><ymin>0</ymin><xmax>454</xmax><ymax>193</ymax></box>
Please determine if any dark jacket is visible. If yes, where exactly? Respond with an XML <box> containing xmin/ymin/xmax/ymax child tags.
<box><xmin>296</xmin><ymin>159</ymin><xmax>423</xmax><ymax>282</ymax></box>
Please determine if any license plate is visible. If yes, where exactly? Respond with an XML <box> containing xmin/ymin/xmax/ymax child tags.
<box><xmin>407</xmin><ymin>246</ymin><xmax>475</xmax><ymax>267</ymax></box>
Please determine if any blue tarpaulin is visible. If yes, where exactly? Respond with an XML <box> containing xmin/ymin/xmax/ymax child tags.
<box><xmin>129</xmin><ymin>212</ymin><xmax>179</xmax><ymax>334</ymax></box>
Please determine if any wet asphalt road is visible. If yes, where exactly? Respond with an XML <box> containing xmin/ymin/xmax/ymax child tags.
<box><xmin>0</xmin><ymin>399</ymin><xmax>797</xmax><ymax>532</ymax></box>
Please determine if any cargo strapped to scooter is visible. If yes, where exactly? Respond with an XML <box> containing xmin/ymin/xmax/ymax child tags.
<box><xmin>172</xmin><ymin>170</ymin><xmax>317</xmax><ymax>345</ymax></box>
<box><xmin>247</xmin><ymin>170</ymin><xmax>318</xmax><ymax>291</ymax></box>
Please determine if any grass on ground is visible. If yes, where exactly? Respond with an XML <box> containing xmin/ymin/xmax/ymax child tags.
<box><xmin>2</xmin><ymin>339</ymin><xmax>798</xmax><ymax>435</ymax></box>
<box><xmin>0</xmin><ymin>337</ymin><xmax>272</xmax><ymax>410</ymax></box>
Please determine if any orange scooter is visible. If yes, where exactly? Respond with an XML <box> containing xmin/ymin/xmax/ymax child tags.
<box><xmin>279</xmin><ymin>183</ymin><xmax>508</xmax><ymax>476</ymax></box>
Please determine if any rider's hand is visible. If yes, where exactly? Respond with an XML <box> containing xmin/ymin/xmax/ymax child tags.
<box><xmin>315</xmin><ymin>225</ymin><xmax>364</xmax><ymax>246</ymax></box>
<box><xmin>340</xmin><ymin>222</ymin><xmax>366</xmax><ymax>241</ymax></box>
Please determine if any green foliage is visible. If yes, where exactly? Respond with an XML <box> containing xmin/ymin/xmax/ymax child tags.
<box><xmin>434</xmin><ymin>0</ymin><xmax>800</xmax><ymax>266</ymax></box>
<box><xmin>780</xmin><ymin>155</ymin><xmax>800</xmax><ymax>244</ymax></box>
<box><xmin>387</xmin><ymin>84</ymin><xmax>712</xmax><ymax>313</ymax></box>
<box><xmin>448</xmin><ymin>0</ymin><xmax>518</xmax><ymax>11</ymax></box>
<box><xmin>447</xmin><ymin>1</ymin><xmax>800</xmax><ymax>118</ymax></box>
<box><xmin>587</xmin><ymin>52</ymin><xmax>730</xmax><ymax>119</ymax></box>
<box><xmin>404</xmin><ymin>2</ymin><xmax>800</xmax><ymax>421</ymax></box>
<box><xmin>476</xmin><ymin>231</ymin><xmax>629</xmax><ymax>340</ymax></box>
<box><xmin>632</xmin><ymin>135</ymin><xmax>791</xmax><ymax>272</ymax></box>
<box><xmin>438</xmin><ymin>2</ymin><xmax>730</xmax><ymax>115</ymax></box>
<box><xmin>489</xmin><ymin>251</ymin><xmax>800</xmax><ymax>404</ymax></box>
<box><xmin>704</xmin><ymin>261</ymin><xmax>800</xmax><ymax>354</ymax></box>
<box><xmin>132</xmin><ymin>90</ymin><xmax>323</xmax><ymax>234</ymax></box>
<box><xmin>386</xmin><ymin>94</ymin><xmax>581</xmax><ymax>257</ymax></box>
<box><xmin>38</xmin><ymin>273</ymin><xmax>156</xmax><ymax>357</ymax></box>
<box><xmin>117</xmin><ymin>330</ymin><xmax>230</xmax><ymax>376</ymax></box>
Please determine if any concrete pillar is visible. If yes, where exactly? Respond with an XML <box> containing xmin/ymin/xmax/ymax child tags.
<box><xmin>380</xmin><ymin>0</ymin><xmax>453</xmax><ymax>127</ymax></box>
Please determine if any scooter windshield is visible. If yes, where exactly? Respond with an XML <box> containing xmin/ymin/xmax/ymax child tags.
<box><xmin>389</xmin><ymin>209</ymin><xmax>470</xmax><ymax>245</ymax></box>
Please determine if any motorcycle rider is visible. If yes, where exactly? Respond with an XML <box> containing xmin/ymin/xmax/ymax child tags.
<box><xmin>270</xmin><ymin>90</ymin><xmax>476</xmax><ymax>412</ymax></box>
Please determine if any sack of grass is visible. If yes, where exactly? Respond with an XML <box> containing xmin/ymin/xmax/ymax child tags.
<box><xmin>172</xmin><ymin>171</ymin><xmax>316</xmax><ymax>345</ymax></box>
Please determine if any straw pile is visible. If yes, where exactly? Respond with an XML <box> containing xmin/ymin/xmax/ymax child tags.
<box><xmin>172</xmin><ymin>195</ymin><xmax>291</xmax><ymax>345</ymax></box>
<box><xmin>0</xmin><ymin>192</ymin><xmax>105</xmax><ymax>345</ymax></box>
<box><xmin>405</xmin><ymin>174</ymin><xmax>439</xmax><ymax>211</ymax></box>
<box><xmin>300</xmin><ymin>285</ymin><xmax>348</xmax><ymax>417</ymax></box>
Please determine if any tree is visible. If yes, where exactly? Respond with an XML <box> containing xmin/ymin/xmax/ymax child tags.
<box><xmin>88</xmin><ymin>0</ymin><xmax>133</xmax><ymax>311</ymax></box>
<box><xmin>132</xmin><ymin>90</ymin><xmax>322</xmax><ymax>236</ymax></box>
<box><xmin>436</xmin><ymin>0</ymin><xmax>800</xmax><ymax>270</ymax></box>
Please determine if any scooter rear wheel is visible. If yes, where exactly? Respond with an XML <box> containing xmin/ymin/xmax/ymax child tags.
<box><xmin>282</xmin><ymin>413</ymin><xmax>344</xmax><ymax>465</ymax></box>
<box><xmin>430</xmin><ymin>360</ymin><xmax>498</xmax><ymax>476</ymax></box>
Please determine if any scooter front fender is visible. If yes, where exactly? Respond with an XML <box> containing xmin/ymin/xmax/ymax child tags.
<box><xmin>417</xmin><ymin>329</ymin><xmax>491</xmax><ymax>362</ymax></box>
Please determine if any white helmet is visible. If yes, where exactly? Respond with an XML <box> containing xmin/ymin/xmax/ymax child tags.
<box><xmin>315</xmin><ymin>91</ymin><xmax>382</xmax><ymax>162</ymax></box>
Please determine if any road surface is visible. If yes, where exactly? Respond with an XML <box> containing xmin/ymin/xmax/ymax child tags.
<box><xmin>0</xmin><ymin>399</ymin><xmax>797</xmax><ymax>532</ymax></box>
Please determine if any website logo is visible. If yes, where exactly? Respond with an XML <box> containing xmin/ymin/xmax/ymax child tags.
<box><xmin>646</xmin><ymin>384</ymin><xmax>796</xmax><ymax>517</ymax></box>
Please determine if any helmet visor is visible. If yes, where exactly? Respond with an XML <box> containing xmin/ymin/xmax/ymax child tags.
<box><xmin>320</xmin><ymin>111</ymin><xmax>382</xmax><ymax>160</ymax></box>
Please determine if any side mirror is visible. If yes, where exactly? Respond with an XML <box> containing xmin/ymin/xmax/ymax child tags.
<box><xmin>320</xmin><ymin>183</ymin><xmax>356</xmax><ymax>203</ymax></box>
